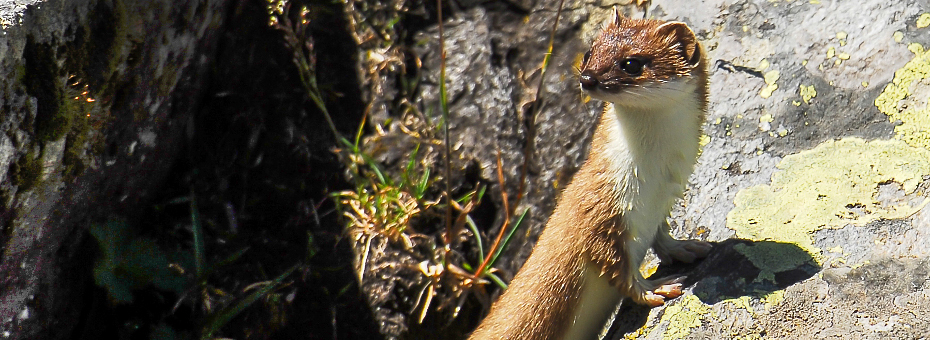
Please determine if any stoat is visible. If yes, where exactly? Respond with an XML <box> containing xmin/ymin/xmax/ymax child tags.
<box><xmin>468</xmin><ymin>10</ymin><xmax>712</xmax><ymax>340</ymax></box>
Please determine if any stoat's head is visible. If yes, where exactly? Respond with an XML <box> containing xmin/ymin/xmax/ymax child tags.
<box><xmin>579</xmin><ymin>9</ymin><xmax>704</xmax><ymax>110</ymax></box>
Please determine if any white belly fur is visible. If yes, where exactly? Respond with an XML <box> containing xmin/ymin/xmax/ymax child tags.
<box><xmin>562</xmin><ymin>264</ymin><xmax>623</xmax><ymax>340</ymax></box>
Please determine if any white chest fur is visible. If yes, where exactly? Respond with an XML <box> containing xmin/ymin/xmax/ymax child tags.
<box><xmin>601</xmin><ymin>80</ymin><xmax>703</xmax><ymax>244</ymax></box>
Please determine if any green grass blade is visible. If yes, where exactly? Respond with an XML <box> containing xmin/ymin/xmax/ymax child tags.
<box><xmin>475</xmin><ymin>184</ymin><xmax>487</xmax><ymax>203</ymax></box>
<box><xmin>214</xmin><ymin>247</ymin><xmax>249</xmax><ymax>269</ymax></box>
<box><xmin>485</xmin><ymin>271</ymin><xmax>508</xmax><ymax>290</ymax></box>
<box><xmin>200</xmin><ymin>264</ymin><xmax>299</xmax><ymax>339</ymax></box>
<box><xmin>486</xmin><ymin>208</ymin><xmax>529</xmax><ymax>270</ymax></box>
<box><xmin>353</xmin><ymin>113</ymin><xmax>367</xmax><ymax>151</ymax></box>
<box><xmin>416</xmin><ymin>167</ymin><xmax>430</xmax><ymax>200</ymax></box>
<box><xmin>404</xmin><ymin>144</ymin><xmax>421</xmax><ymax>187</ymax></box>
<box><xmin>465</xmin><ymin>214</ymin><xmax>484</xmax><ymax>260</ymax></box>
<box><xmin>358</xmin><ymin>152</ymin><xmax>388</xmax><ymax>185</ymax></box>
<box><xmin>189</xmin><ymin>192</ymin><xmax>205</xmax><ymax>279</ymax></box>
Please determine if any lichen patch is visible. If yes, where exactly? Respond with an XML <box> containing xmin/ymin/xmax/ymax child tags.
<box><xmin>727</xmin><ymin>137</ymin><xmax>930</xmax><ymax>264</ymax></box>
<box><xmin>874</xmin><ymin>43</ymin><xmax>930</xmax><ymax>151</ymax></box>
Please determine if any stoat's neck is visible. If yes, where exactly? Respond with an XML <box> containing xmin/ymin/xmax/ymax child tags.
<box><xmin>611</xmin><ymin>98</ymin><xmax>703</xmax><ymax>175</ymax></box>
<box><xmin>598</xmin><ymin>94</ymin><xmax>703</xmax><ymax>243</ymax></box>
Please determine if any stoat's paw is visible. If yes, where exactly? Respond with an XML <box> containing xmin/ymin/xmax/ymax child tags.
<box><xmin>655</xmin><ymin>239</ymin><xmax>713</xmax><ymax>264</ymax></box>
<box><xmin>633</xmin><ymin>277</ymin><xmax>685</xmax><ymax>307</ymax></box>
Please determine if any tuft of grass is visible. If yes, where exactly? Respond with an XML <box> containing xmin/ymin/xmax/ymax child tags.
<box><xmin>184</xmin><ymin>193</ymin><xmax>294</xmax><ymax>338</ymax></box>
<box><xmin>273</xmin><ymin>0</ymin><xmax>565</xmax><ymax>328</ymax></box>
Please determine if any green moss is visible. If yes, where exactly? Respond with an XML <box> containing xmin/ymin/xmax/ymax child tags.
<box><xmin>12</xmin><ymin>150</ymin><xmax>43</xmax><ymax>190</ymax></box>
<box><xmin>62</xmin><ymin>129</ymin><xmax>88</xmax><ymax>183</ymax></box>
<box><xmin>19</xmin><ymin>0</ymin><xmax>128</xmax><ymax>181</ymax></box>
<box><xmin>74</xmin><ymin>0</ymin><xmax>127</xmax><ymax>159</ymax></box>
<box><xmin>13</xmin><ymin>63</ymin><xmax>26</xmax><ymax>85</ymax></box>
<box><xmin>64</xmin><ymin>0</ymin><xmax>128</xmax><ymax>95</ymax></box>
<box><xmin>60</xmin><ymin>83</ymin><xmax>100</xmax><ymax>182</ymax></box>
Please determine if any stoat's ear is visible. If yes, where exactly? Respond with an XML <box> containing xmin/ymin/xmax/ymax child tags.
<box><xmin>656</xmin><ymin>21</ymin><xmax>701</xmax><ymax>67</ymax></box>
<box><xmin>613</xmin><ymin>6</ymin><xmax>625</xmax><ymax>26</ymax></box>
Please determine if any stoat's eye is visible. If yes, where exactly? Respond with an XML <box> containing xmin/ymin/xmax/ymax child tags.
<box><xmin>619</xmin><ymin>58</ymin><xmax>645</xmax><ymax>76</ymax></box>
<box><xmin>582</xmin><ymin>51</ymin><xmax>591</xmax><ymax>64</ymax></box>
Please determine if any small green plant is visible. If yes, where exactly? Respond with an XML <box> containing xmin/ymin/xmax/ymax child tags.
<box><xmin>90</xmin><ymin>194</ymin><xmax>297</xmax><ymax>339</ymax></box>
<box><xmin>90</xmin><ymin>219</ymin><xmax>188</xmax><ymax>303</ymax></box>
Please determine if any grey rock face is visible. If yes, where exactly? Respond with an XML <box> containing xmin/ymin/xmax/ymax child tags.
<box><xmin>358</xmin><ymin>0</ymin><xmax>930</xmax><ymax>338</ymax></box>
<box><xmin>0</xmin><ymin>0</ymin><xmax>227</xmax><ymax>338</ymax></box>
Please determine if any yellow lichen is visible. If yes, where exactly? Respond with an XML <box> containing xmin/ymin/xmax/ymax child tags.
<box><xmin>799</xmin><ymin>84</ymin><xmax>817</xmax><ymax>104</ymax></box>
<box><xmin>760</xmin><ymin>70</ymin><xmax>779</xmax><ymax>98</ymax></box>
<box><xmin>761</xmin><ymin>290</ymin><xmax>785</xmax><ymax>310</ymax></box>
<box><xmin>699</xmin><ymin>134</ymin><xmax>711</xmax><ymax>155</ymax></box>
<box><xmin>735</xmin><ymin>241</ymin><xmax>813</xmax><ymax>283</ymax></box>
<box><xmin>723</xmin><ymin>295</ymin><xmax>755</xmax><ymax>316</ymax></box>
<box><xmin>727</xmin><ymin>137</ymin><xmax>930</xmax><ymax>263</ymax></box>
<box><xmin>874</xmin><ymin>43</ymin><xmax>930</xmax><ymax>150</ymax></box>
<box><xmin>917</xmin><ymin>13</ymin><xmax>930</xmax><ymax>28</ymax></box>
<box><xmin>699</xmin><ymin>21</ymin><xmax>930</xmax><ymax>329</ymax></box>
<box><xmin>758</xmin><ymin>59</ymin><xmax>770</xmax><ymax>71</ymax></box>
<box><xmin>659</xmin><ymin>295</ymin><xmax>712</xmax><ymax>340</ymax></box>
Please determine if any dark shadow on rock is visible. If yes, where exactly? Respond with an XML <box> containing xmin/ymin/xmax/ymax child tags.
<box><xmin>605</xmin><ymin>239</ymin><xmax>820</xmax><ymax>338</ymax></box>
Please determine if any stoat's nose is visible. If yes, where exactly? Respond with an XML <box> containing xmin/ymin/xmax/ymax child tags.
<box><xmin>579</xmin><ymin>73</ymin><xmax>598</xmax><ymax>90</ymax></box>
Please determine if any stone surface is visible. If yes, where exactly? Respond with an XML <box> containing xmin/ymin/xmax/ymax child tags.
<box><xmin>5</xmin><ymin>0</ymin><xmax>926</xmax><ymax>338</ymax></box>
<box><xmin>358</xmin><ymin>0</ymin><xmax>930</xmax><ymax>338</ymax></box>
<box><xmin>649</xmin><ymin>0</ymin><xmax>930</xmax><ymax>338</ymax></box>
<box><xmin>0</xmin><ymin>0</ymin><xmax>228</xmax><ymax>338</ymax></box>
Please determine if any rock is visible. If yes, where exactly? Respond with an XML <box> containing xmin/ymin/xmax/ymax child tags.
<box><xmin>352</xmin><ymin>0</ymin><xmax>930</xmax><ymax>338</ymax></box>
<box><xmin>0</xmin><ymin>0</ymin><xmax>227</xmax><ymax>338</ymax></box>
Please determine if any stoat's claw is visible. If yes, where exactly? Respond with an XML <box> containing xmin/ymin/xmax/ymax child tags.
<box><xmin>642</xmin><ymin>292</ymin><xmax>667</xmax><ymax>307</ymax></box>
<box><xmin>653</xmin><ymin>282</ymin><xmax>682</xmax><ymax>298</ymax></box>
<box><xmin>632</xmin><ymin>277</ymin><xmax>686</xmax><ymax>307</ymax></box>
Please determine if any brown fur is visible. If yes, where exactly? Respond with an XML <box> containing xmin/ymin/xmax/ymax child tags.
<box><xmin>468</xmin><ymin>112</ymin><xmax>631</xmax><ymax>340</ymax></box>
<box><xmin>468</xmin><ymin>11</ymin><xmax>709</xmax><ymax>340</ymax></box>
<box><xmin>583</xmin><ymin>15</ymin><xmax>704</xmax><ymax>93</ymax></box>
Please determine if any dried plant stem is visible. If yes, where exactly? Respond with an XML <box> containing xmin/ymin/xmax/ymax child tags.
<box><xmin>513</xmin><ymin>0</ymin><xmax>566</xmax><ymax>217</ymax></box>
<box><xmin>473</xmin><ymin>149</ymin><xmax>510</xmax><ymax>277</ymax></box>
<box><xmin>437</xmin><ymin>0</ymin><xmax>454</xmax><ymax>251</ymax></box>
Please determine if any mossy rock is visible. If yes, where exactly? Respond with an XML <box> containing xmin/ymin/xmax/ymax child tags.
<box><xmin>12</xmin><ymin>150</ymin><xmax>43</xmax><ymax>191</ymax></box>
<box><xmin>23</xmin><ymin>37</ymin><xmax>70</xmax><ymax>142</ymax></box>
